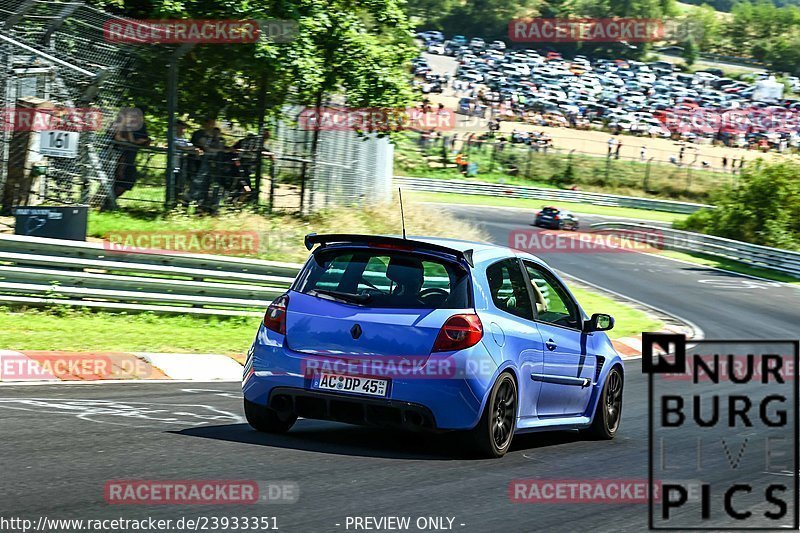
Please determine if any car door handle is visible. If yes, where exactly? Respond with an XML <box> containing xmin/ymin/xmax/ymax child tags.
<box><xmin>545</xmin><ymin>339</ymin><xmax>557</xmax><ymax>351</ymax></box>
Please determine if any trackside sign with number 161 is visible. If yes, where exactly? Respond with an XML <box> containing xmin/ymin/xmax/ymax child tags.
<box><xmin>40</xmin><ymin>130</ymin><xmax>79</xmax><ymax>158</ymax></box>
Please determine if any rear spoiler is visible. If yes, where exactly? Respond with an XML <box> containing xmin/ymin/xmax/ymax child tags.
<box><xmin>304</xmin><ymin>233</ymin><xmax>474</xmax><ymax>267</ymax></box>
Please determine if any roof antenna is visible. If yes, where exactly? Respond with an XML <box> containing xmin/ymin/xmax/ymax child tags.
<box><xmin>398</xmin><ymin>187</ymin><xmax>407</xmax><ymax>239</ymax></box>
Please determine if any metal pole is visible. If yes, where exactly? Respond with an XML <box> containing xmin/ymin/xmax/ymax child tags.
<box><xmin>268</xmin><ymin>154</ymin><xmax>276</xmax><ymax>213</ymax></box>
<box><xmin>299</xmin><ymin>160</ymin><xmax>308</xmax><ymax>214</ymax></box>
<box><xmin>0</xmin><ymin>44</ymin><xmax>11</xmax><ymax>212</ymax></box>
<box><xmin>253</xmin><ymin>71</ymin><xmax>267</xmax><ymax>206</ymax></box>
<box><xmin>165</xmin><ymin>44</ymin><xmax>193</xmax><ymax>210</ymax></box>
<box><xmin>0</xmin><ymin>33</ymin><xmax>95</xmax><ymax>77</ymax></box>
<box><xmin>165</xmin><ymin>60</ymin><xmax>177</xmax><ymax>209</ymax></box>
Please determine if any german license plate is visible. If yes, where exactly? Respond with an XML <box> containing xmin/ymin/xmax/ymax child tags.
<box><xmin>312</xmin><ymin>373</ymin><xmax>388</xmax><ymax>397</ymax></box>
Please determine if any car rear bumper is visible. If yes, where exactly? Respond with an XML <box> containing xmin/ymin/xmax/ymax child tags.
<box><xmin>242</xmin><ymin>326</ymin><xmax>499</xmax><ymax>430</ymax></box>
<box><xmin>267</xmin><ymin>387</ymin><xmax>438</xmax><ymax>431</ymax></box>
<box><xmin>535</xmin><ymin>218</ymin><xmax>560</xmax><ymax>228</ymax></box>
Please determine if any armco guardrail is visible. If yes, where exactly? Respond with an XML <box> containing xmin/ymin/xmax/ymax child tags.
<box><xmin>590</xmin><ymin>222</ymin><xmax>800</xmax><ymax>278</ymax></box>
<box><xmin>396</xmin><ymin>176</ymin><xmax>713</xmax><ymax>214</ymax></box>
<box><xmin>0</xmin><ymin>234</ymin><xmax>304</xmax><ymax>316</ymax></box>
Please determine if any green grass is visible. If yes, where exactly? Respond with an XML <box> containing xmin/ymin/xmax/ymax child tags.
<box><xmin>89</xmin><ymin>209</ymin><xmax>221</xmax><ymax>237</ymax></box>
<box><xmin>407</xmin><ymin>191</ymin><xmax>690</xmax><ymax>224</ymax></box>
<box><xmin>0</xmin><ymin>307</ymin><xmax>261</xmax><ymax>355</ymax></box>
<box><xmin>570</xmin><ymin>286</ymin><xmax>663</xmax><ymax>339</ymax></box>
<box><xmin>0</xmin><ymin>287</ymin><xmax>654</xmax><ymax>355</ymax></box>
<box><xmin>1</xmin><ymin>201</ymin><xmax>665</xmax><ymax>353</ymax></box>
<box><xmin>659</xmin><ymin>250</ymin><xmax>800</xmax><ymax>285</ymax></box>
<box><xmin>395</xmin><ymin>132</ymin><xmax>729</xmax><ymax>203</ymax></box>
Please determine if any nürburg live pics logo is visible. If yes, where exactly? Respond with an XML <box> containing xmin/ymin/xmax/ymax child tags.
<box><xmin>644</xmin><ymin>333</ymin><xmax>799</xmax><ymax>530</ymax></box>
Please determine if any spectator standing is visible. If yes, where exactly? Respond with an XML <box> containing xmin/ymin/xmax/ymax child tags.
<box><xmin>455</xmin><ymin>152</ymin><xmax>469</xmax><ymax>175</ymax></box>
<box><xmin>188</xmin><ymin>117</ymin><xmax>217</xmax><ymax>207</ymax></box>
<box><xmin>234</xmin><ymin>131</ymin><xmax>273</xmax><ymax>178</ymax></box>
<box><xmin>204</xmin><ymin>127</ymin><xmax>231</xmax><ymax>211</ymax></box>
<box><xmin>232</xmin><ymin>130</ymin><xmax>273</xmax><ymax>202</ymax></box>
<box><xmin>173</xmin><ymin>119</ymin><xmax>200</xmax><ymax>205</ymax></box>
<box><xmin>640</xmin><ymin>145</ymin><xmax>647</xmax><ymax>161</ymax></box>
<box><xmin>105</xmin><ymin>106</ymin><xmax>151</xmax><ymax>209</ymax></box>
<box><xmin>615</xmin><ymin>139</ymin><xmax>623</xmax><ymax>160</ymax></box>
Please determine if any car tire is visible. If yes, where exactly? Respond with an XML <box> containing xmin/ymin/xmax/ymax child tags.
<box><xmin>585</xmin><ymin>366</ymin><xmax>623</xmax><ymax>440</ymax></box>
<box><xmin>466</xmin><ymin>372</ymin><xmax>517</xmax><ymax>458</ymax></box>
<box><xmin>244</xmin><ymin>399</ymin><xmax>297</xmax><ymax>433</ymax></box>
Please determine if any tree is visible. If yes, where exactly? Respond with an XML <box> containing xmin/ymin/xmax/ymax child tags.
<box><xmin>766</xmin><ymin>35</ymin><xmax>800</xmax><ymax>74</ymax></box>
<box><xmin>681</xmin><ymin>38</ymin><xmax>699</xmax><ymax>66</ymax></box>
<box><xmin>439</xmin><ymin>0</ymin><xmax>536</xmax><ymax>42</ymax></box>
<box><xmin>688</xmin><ymin>4</ymin><xmax>722</xmax><ymax>51</ymax></box>
<box><xmin>405</xmin><ymin>0</ymin><xmax>455</xmax><ymax>25</ymax></box>
<box><xmin>106</xmin><ymin>0</ymin><xmax>417</xmax><ymax>127</ymax></box>
<box><xmin>676</xmin><ymin>160</ymin><xmax>800</xmax><ymax>250</ymax></box>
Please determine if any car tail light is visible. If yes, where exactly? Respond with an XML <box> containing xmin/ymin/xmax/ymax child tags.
<box><xmin>553</xmin><ymin>215</ymin><xmax>560</xmax><ymax>221</ymax></box>
<box><xmin>264</xmin><ymin>293</ymin><xmax>289</xmax><ymax>334</ymax></box>
<box><xmin>432</xmin><ymin>314</ymin><xmax>483</xmax><ymax>352</ymax></box>
<box><xmin>535</xmin><ymin>211</ymin><xmax>541</xmax><ymax>216</ymax></box>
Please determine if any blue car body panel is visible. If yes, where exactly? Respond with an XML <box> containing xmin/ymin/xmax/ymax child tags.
<box><xmin>243</xmin><ymin>236</ymin><xmax>624</xmax><ymax>433</ymax></box>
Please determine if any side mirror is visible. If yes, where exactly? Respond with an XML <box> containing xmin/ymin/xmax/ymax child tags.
<box><xmin>583</xmin><ymin>313</ymin><xmax>615</xmax><ymax>333</ymax></box>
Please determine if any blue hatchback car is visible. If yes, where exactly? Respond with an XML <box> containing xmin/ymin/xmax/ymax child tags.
<box><xmin>243</xmin><ymin>234</ymin><xmax>624</xmax><ymax>457</ymax></box>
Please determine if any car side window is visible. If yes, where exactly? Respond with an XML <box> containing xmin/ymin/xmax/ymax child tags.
<box><xmin>522</xmin><ymin>261</ymin><xmax>581</xmax><ymax>329</ymax></box>
<box><xmin>486</xmin><ymin>259</ymin><xmax>533</xmax><ymax>320</ymax></box>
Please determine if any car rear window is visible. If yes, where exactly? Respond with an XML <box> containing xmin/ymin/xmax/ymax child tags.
<box><xmin>295</xmin><ymin>248</ymin><xmax>472</xmax><ymax>309</ymax></box>
<box><xmin>541</xmin><ymin>207</ymin><xmax>560</xmax><ymax>215</ymax></box>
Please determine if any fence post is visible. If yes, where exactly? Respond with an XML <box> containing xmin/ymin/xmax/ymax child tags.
<box><xmin>165</xmin><ymin>59</ymin><xmax>177</xmax><ymax>210</ymax></box>
<box><xmin>299</xmin><ymin>160</ymin><xmax>308</xmax><ymax>214</ymax></box>
<box><xmin>252</xmin><ymin>72</ymin><xmax>268</xmax><ymax>206</ymax></box>
<box><xmin>164</xmin><ymin>43</ymin><xmax>193</xmax><ymax>211</ymax></box>
<box><xmin>268</xmin><ymin>156</ymin><xmax>276</xmax><ymax>213</ymax></box>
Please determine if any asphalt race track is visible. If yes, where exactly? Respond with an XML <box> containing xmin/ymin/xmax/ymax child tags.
<box><xmin>445</xmin><ymin>204</ymin><xmax>800</xmax><ymax>339</ymax></box>
<box><xmin>1</xmin><ymin>204</ymin><xmax>798</xmax><ymax>532</ymax></box>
